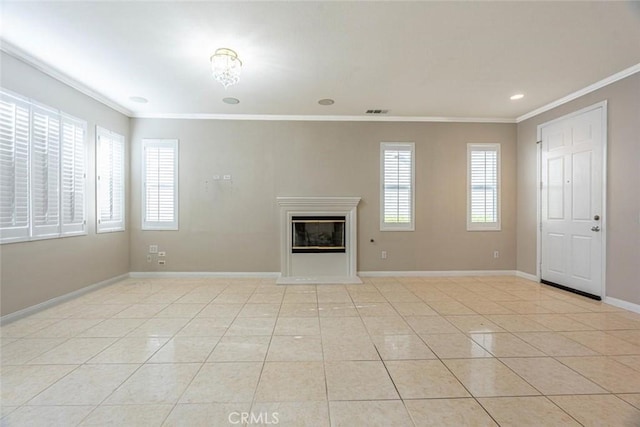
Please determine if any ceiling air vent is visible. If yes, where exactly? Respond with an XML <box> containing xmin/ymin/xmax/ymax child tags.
<box><xmin>365</xmin><ymin>109</ymin><xmax>389</xmax><ymax>114</ymax></box>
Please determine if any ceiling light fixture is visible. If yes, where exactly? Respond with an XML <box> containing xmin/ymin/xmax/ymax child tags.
<box><xmin>510</xmin><ymin>93</ymin><xmax>525</xmax><ymax>100</ymax></box>
<box><xmin>223</xmin><ymin>97</ymin><xmax>240</xmax><ymax>105</ymax></box>
<box><xmin>210</xmin><ymin>48</ymin><xmax>242</xmax><ymax>89</ymax></box>
<box><xmin>129</xmin><ymin>96</ymin><xmax>148</xmax><ymax>103</ymax></box>
<box><xmin>318</xmin><ymin>98</ymin><xmax>335</xmax><ymax>106</ymax></box>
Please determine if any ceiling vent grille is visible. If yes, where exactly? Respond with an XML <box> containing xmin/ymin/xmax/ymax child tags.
<box><xmin>365</xmin><ymin>109</ymin><xmax>389</xmax><ymax>114</ymax></box>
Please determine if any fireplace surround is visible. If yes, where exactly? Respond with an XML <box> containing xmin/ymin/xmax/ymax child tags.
<box><xmin>276</xmin><ymin>197</ymin><xmax>362</xmax><ymax>285</ymax></box>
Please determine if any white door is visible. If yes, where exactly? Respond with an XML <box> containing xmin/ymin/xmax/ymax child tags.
<box><xmin>540</xmin><ymin>103</ymin><xmax>605</xmax><ymax>298</ymax></box>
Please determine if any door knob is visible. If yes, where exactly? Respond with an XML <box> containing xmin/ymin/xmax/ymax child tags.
<box><xmin>590</xmin><ymin>225</ymin><xmax>600</xmax><ymax>232</ymax></box>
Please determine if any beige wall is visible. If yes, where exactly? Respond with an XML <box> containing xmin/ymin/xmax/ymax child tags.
<box><xmin>4</xmin><ymin>49</ymin><xmax>636</xmax><ymax>315</ymax></box>
<box><xmin>0</xmin><ymin>53</ymin><xmax>131</xmax><ymax>315</ymax></box>
<box><xmin>517</xmin><ymin>73</ymin><xmax>640</xmax><ymax>305</ymax></box>
<box><xmin>130</xmin><ymin>119</ymin><xmax>517</xmax><ymax>273</ymax></box>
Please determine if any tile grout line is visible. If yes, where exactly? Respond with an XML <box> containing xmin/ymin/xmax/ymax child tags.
<box><xmin>74</xmin><ymin>280</ymin><xmax>229</xmax><ymax>425</ymax></box>
<box><xmin>154</xmin><ymin>280</ymin><xmax>234</xmax><ymax>426</ymax></box>
<box><xmin>247</xmin><ymin>282</ymin><xmax>287</xmax><ymax>418</ymax></box>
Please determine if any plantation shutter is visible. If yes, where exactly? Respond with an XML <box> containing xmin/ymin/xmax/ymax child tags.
<box><xmin>96</xmin><ymin>127</ymin><xmax>124</xmax><ymax>232</ymax></box>
<box><xmin>0</xmin><ymin>92</ymin><xmax>30</xmax><ymax>242</ymax></box>
<box><xmin>61</xmin><ymin>115</ymin><xmax>86</xmax><ymax>235</ymax></box>
<box><xmin>381</xmin><ymin>142</ymin><xmax>415</xmax><ymax>231</ymax></box>
<box><xmin>467</xmin><ymin>143</ymin><xmax>500</xmax><ymax>231</ymax></box>
<box><xmin>142</xmin><ymin>139</ymin><xmax>178</xmax><ymax>230</ymax></box>
<box><xmin>31</xmin><ymin>104</ymin><xmax>61</xmax><ymax>238</ymax></box>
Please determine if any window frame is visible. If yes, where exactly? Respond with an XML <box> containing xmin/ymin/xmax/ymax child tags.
<box><xmin>141</xmin><ymin>138</ymin><xmax>179</xmax><ymax>231</ymax></box>
<box><xmin>96</xmin><ymin>126</ymin><xmax>125</xmax><ymax>233</ymax></box>
<box><xmin>467</xmin><ymin>142</ymin><xmax>501</xmax><ymax>231</ymax></box>
<box><xmin>380</xmin><ymin>142</ymin><xmax>415</xmax><ymax>232</ymax></box>
<box><xmin>0</xmin><ymin>88</ymin><xmax>87</xmax><ymax>244</ymax></box>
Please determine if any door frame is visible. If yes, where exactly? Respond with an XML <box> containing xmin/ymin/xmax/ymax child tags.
<box><xmin>536</xmin><ymin>100</ymin><xmax>608</xmax><ymax>298</ymax></box>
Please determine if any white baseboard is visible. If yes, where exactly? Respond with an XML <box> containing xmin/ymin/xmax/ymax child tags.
<box><xmin>0</xmin><ymin>273</ymin><xmax>129</xmax><ymax>325</ymax></box>
<box><xmin>604</xmin><ymin>296</ymin><xmax>640</xmax><ymax>314</ymax></box>
<box><xmin>358</xmin><ymin>270</ymin><xmax>517</xmax><ymax>277</ymax></box>
<box><xmin>129</xmin><ymin>271</ymin><xmax>281</xmax><ymax>279</ymax></box>
<box><xmin>516</xmin><ymin>271</ymin><xmax>540</xmax><ymax>282</ymax></box>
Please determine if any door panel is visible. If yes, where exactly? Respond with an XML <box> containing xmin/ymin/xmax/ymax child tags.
<box><xmin>571</xmin><ymin>235</ymin><xmax>592</xmax><ymax>280</ymax></box>
<box><xmin>540</xmin><ymin>105</ymin><xmax>604</xmax><ymax>298</ymax></box>
<box><xmin>546</xmin><ymin>233</ymin><xmax>565</xmax><ymax>274</ymax></box>
<box><xmin>547</xmin><ymin>157</ymin><xmax>565</xmax><ymax>219</ymax></box>
<box><xmin>547</xmin><ymin>131</ymin><xmax>566</xmax><ymax>151</ymax></box>
<box><xmin>572</xmin><ymin>151</ymin><xmax>592</xmax><ymax>220</ymax></box>
<box><xmin>572</xmin><ymin>117</ymin><xmax>593</xmax><ymax>145</ymax></box>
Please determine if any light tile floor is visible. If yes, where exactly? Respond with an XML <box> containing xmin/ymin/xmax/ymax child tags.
<box><xmin>2</xmin><ymin>276</ymin><xmax>640</xmax><ymax>426</ymax></box>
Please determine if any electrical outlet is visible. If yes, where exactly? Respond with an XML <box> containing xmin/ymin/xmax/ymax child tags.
<box><xmin>158</xmin><ymin>251</ymin><xmax>166</xmax><ymax>257</ymax></box>
<box><xmin>147</xmin><ymin>255</ymin><xmax>152</xmax><ymax>263</ymax></box>
<box><xmin>223</xmin><ymin>174</ymin><xmax>232</xmax><ymax>181</ymax></box>
<box><xmin>149</xmin><ymin>245</ymin><xmax>158</xmax><ymax>254</ymax></box>
<box><xmin>158</xmin><ymin>259</ymin><xmax>166</xmax><ymax>265</ymax></box>
<box><xmin>381</xmin><ymin>250</ymin><xmax>387</xmax><ymax>259</ymax></box>
<box><xmin>493</xmin><ymin>250</ymin><xmax>499</xmax><ymax>259</ymax></box>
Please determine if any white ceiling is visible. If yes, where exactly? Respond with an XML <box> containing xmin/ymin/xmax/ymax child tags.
<box><xmin>2</xmin><ymin>1</ymin><xmax>640</xmax><ymax>121</ymax></box>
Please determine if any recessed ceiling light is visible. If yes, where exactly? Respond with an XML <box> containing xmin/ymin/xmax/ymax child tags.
<box><xmin>129</xmin><ymin>96</ymin><xmax>148</xmax><ymax>104</ymax></box>
<box><xmin>510</xmin><ymin>93</ymin><xmax>525</xmax><ymax>100</ymax></box>
<box><xmin>318</xmin><ymin>98</ymin><xmax>335</xmax><ymax>106</ymax></box>
<box><xmin>222</xmin><ymin>97</ymin><xmax>240</xmax><ymax>105</ymax></box>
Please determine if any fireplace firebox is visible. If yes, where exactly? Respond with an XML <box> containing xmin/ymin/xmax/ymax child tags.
<box><xmin>292</xmin><ymin>216</ymin><xmax>346</xmax><ymax>253</ymax></box>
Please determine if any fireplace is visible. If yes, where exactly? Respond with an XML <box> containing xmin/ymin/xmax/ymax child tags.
<box><xmin>292</xmin><ymin>216</ymin><xmax>346</xmax><ymax>253</ymax></box>
<box><xmin>276</xmin><ymin>197</ymin><xmax>362</xmax><ymax>285</ymax></box>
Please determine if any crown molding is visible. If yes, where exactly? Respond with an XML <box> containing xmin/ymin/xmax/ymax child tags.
<box><xmin>0</xmin><ymin>39</ymin><xmax>133</xmax><ymax>117</ymax></box>
<box><xmin>517</xmin><ymin>63</ymin><xmax>640</xmax><ymax>123</ymax></box>
<box><xmin>132</xmin><ymin>112</ymin><xmax>516</xmax><ymax>123</ymax></box>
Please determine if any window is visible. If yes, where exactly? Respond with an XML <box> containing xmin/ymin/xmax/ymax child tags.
<box><xmin>96</xmin><ymin>126</ymin><xmax>125</xmax><ymax>233</ymax></box>
<box><xmin>142</xmin><ymin>139</ymin><xmax>178</xmax><ymax>230</ymax></box>
<box><xmin>380</xmin><ymin>142</ymin><xmax>415</xmax><ymax>231</ymax></box>
<box><xmin>0</xmin><ymin>89</ymin><xmax>87</xmax><ymax>244</ymax></box>
<box><xmin>467</xmin><ymin>143</ymin><xmax>500</xmax><ymax>231</ymax></box>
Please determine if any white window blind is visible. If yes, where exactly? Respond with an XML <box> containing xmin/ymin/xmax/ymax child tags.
<box><xmin>0</xmin><ymin>92</ymin><xmax>30</xmax><ymax>242</ymax></box>
<box><xmin>30</xmin><ymin>104</ymin><xmax>61</xmax><ymax>238</ymax></box>
<box><xmin>467</xmin><ymin>143</ymin><xmax>500</xmax><ymax>231</ymax></box>
<box><xmin>61</xmin><ymin>116</ymin><xmax>86</xmax><ymax>235</ymax></box>
<box><xmin>96</xmin><ymin>126</ymin><xmax>124</xmax><ymax>233</ymax></box>
<box><xmin>0</xmin><ymin>88</ymin><xmax>87</xmax><ymax>244</ymax></box>
<box><xmin>380</xmin><ymin>142</ymin><xmax>415</xmax><ymax>231</ymax></box>
<box><xmin>142</xmin><ymin>139</ymin><xmax>178</xmax><ymax>230</ymax></box>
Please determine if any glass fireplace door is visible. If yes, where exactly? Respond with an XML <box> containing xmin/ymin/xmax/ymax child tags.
<box><xmin>292</xmin><ymin>216</ymin><xmax>346</xmax><ymax>253</ymax></box>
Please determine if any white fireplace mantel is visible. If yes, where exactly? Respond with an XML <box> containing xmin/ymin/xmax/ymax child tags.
<box><xmin>276</xmin><ymin>197</ymin><xmax>362</xmax><ymax>285</ymax></box>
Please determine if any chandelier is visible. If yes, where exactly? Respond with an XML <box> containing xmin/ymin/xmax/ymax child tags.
<box><xmin>210</xmin><ymin>48</ymin><xmax>242</xmax><ymax>89</ymax></box>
